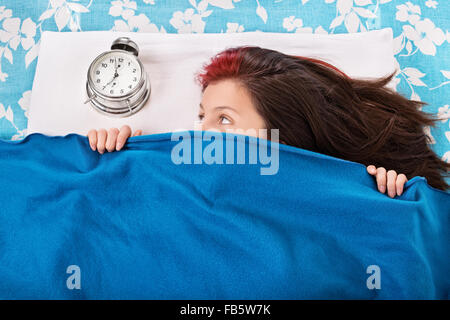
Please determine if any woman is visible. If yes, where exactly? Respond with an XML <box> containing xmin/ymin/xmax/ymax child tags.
<box><xmin>87</xmin><ymin>46</ymin><xmax>449</xmax><ymax>196</ymax></box>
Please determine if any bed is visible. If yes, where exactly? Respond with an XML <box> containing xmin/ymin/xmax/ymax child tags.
<box><xmin>0</xmin><ymin>0</ymin><xmax>448</xmax><ymax>299</ymax></box>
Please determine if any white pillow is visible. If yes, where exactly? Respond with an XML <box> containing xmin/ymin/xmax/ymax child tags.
<box><xmin>27</xmin><ymin>28</ymin><xmax>397</xmax><ymax>136</ymax></box>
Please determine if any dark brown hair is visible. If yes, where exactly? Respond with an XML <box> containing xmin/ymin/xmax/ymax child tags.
<box><xmin>195</xmin><ymin>46</ymin><xmax>449</xmax><ymax>191</ymax></box>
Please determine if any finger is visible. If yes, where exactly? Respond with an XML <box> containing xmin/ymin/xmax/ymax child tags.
<box><xmin>386</xmin><ymin>170</ymin><xmax>397</xmax><ymax>198</ymax></box>
<box><xmin>367</xmin><ymin>165</ymin><xmax>377</xmax><ymax>175</ymax></box>
<box><xmin>116</xmin><ymin>125</ymin><xmax>132</xmax><ymax>151</ymax></box>
<box><xmin>376</xmin><ymin>167</ymin><xmax>386</xmax><ymax>194</ymax></box>
<box><xmin>106</xmin><ymin>128</ymin><xmax>119</xmax><ymax>152</ymax></box>
<box><xmin>97</xmin><ymin>128</ymin><xmax>107</xmax><ymax>154</ymax></box>
<box><xmin>87</xmin><ymin>129</ymin><xmax>97</xmax><ymax>151</ymax></box>
<box><xmin>132</xmin><ymin>130</ymin><xmax>142</xmax><ymax>137</ymax></box>
<box><xmin>396</xmin><ymin>174</ymin><xmax>408</xmax><ymax>196</ymax></box>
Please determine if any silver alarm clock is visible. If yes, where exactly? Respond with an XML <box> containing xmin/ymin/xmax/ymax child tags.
<box><xmin>84</xmin><ymin>37</ymin><xmax>151</xmax><ymax>117</ymax></box>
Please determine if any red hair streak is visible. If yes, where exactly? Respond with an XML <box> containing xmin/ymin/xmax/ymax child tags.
<box><xmin>196</xmin><ymin>47</ymin><xmax>247</xmax><ymax>90</ymax></box>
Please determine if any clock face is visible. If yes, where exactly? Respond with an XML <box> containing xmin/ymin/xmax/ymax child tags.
<box><xmin>90</xmin><ymin>51</ymin><xmax>142</xmax><ymax>97</ymax></box>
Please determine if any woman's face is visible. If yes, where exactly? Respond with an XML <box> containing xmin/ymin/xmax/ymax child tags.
<box><xmin>198</xmin><ymin>79</ymin><xmax>266</xmax><ymax>137</ymax></box>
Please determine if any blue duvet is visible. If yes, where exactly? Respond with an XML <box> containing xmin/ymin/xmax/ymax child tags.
<box><xmin>0</xmin><ymin>131</ymin><xmax>448</xmax><ymax>299</ymax></box>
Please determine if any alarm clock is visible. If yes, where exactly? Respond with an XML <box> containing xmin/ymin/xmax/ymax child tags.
<box><xmin>84</xmin><ymin>37</ymin><xmax>151</xmax><ymax>117</ymax></box>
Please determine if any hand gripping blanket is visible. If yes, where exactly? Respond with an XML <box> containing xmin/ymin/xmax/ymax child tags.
<box><xmin>0</xmin><ymin>131</ymin><xmax>448</xmax><ymax>299</ymax></box>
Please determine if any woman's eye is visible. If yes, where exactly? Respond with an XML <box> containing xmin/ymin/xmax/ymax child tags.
<box><xmin>220</xmin><ymin>116</ymin><xmax>231</xmax><ymax>125</ymax></box>
<box><xmin>198</xmin><ymin>114</ymin><xmax>204</xmax><ymax>121</ymax></box>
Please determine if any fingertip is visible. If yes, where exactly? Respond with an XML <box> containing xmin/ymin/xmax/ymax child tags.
<box><xmin>120</xmin><ymin>124</ymin><xmax>131</xmax><ymax>132</ymax></box>
<box><xmin>367</xmin><ymin>165</ymin><xmax>376</xmax><ymax>174</ymax></box>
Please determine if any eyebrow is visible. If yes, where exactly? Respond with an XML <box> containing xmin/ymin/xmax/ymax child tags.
<box><xmin>199</xmin><ymin>103</ymin><xmax>238</xmax><ymax>112</ymax></box>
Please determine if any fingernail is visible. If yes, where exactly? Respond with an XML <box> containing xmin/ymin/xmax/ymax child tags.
<box><xmin>116</xmin><ymin>143</ymin><xmax>123</xmax><ymax>151</ymax></box>
<box><xmin>380</xmin><ymin>186</ymin><xmax>385</xmax><ymax>193</ymax></box>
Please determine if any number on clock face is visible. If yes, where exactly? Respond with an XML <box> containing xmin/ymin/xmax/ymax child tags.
<box><xmin>91</xmin><ymin>52</ymin><xmax>142</xmax><ymax>97</ymax></box>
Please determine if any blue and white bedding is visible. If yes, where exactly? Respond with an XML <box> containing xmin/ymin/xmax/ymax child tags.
<box><xmin>0</xmin><ymin>1</ymin><xmax>449</xmax><ymax>300</ymax></box>
<box><xmin>0</xmin><ymin>132</ymin><xmax>448</xmax><ymax>299</ymax></box>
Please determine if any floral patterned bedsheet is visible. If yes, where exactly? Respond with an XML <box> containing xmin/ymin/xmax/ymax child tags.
<box><xmin>0</xmin><ymin>0</ymin><xmax>448</xmax><ymax>164</ymax></box>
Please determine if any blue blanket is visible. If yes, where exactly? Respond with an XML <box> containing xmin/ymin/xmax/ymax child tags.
<box><xmin>0</xmin><ymin>131</ymin><xmax>448</xmax><ymax>299</ymax></box>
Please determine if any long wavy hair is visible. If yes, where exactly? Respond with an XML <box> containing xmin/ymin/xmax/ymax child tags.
<box><xmin>195</xmin><ymin>46</ymin><xmax>449</xmax><ymax>191</ymax></box>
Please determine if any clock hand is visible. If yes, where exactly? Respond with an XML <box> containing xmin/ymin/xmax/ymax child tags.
<box><xmin>102</xmin><ymin>69</ymin><xmax>120</xmax><ymax>90</ymax></box>
<box><xmin>103</xmin><ymin>73</ymin><xmax>119</xmax><ymax>90</ymax></box>
<box><xmin>103</xmin><ymin>76</ymin><xmax>115</xmax><ymax>90</ymax></box>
